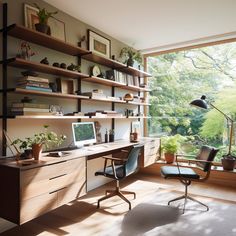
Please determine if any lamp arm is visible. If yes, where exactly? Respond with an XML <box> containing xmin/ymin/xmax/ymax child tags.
<box><xmin>209</xmin><ymin>103</ymin><xmax>233</xmax><ymax>122</ymax></box>
<box><xmin>209</xmin><ymin>103</ymin><xmax>234</xmax><ymax>156</ymax></box>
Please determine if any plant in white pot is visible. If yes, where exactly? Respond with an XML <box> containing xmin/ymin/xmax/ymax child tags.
<box><xmin>12</xmin><ymin>125</ymin><xmax>66</xmax><ymax>160</ymax></box>
<box><xmin>161</xmin><ymin>134</ymin><xmax>185</xmax><ymax>164</ymax></box>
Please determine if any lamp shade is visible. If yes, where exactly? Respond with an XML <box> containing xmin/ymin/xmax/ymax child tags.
<box><xmin>190</xmin><ymin>95</ymin><xmax>208</xmax><ymax>109</ymax></box>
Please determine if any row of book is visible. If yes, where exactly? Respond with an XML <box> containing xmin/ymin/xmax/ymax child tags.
<box><xmin>16</xmin><ymin>76</ymin><xmax>52</xmax><ymax>93</ymax></box>
<box><xmin>106</xmin><ymin>70</ymin><xmax>140</xmax><ymax>86</ymax></box>
<box><xmin>10</xmin><ymin>102</ymin><xmax>51</xmax><ymax>116</ymax></box>
<box><xmin>85</xmin><ymin>110</ymin><xmax>123</xmax><ymax>118</ymax></box>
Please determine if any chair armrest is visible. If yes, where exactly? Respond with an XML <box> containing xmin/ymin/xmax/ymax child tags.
<box><xmin>102</xmin><ymin>156</ymin><xmax>126</xmax><ymax>179</ymax></box>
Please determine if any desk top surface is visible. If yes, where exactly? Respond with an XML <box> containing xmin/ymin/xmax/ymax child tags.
<box><xmin>0</xmin><ymin>137</ymin><xmax>158</xmax><ymax>170</ymax></box>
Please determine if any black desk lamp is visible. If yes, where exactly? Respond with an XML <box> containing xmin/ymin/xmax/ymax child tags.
<box><xmin>190</xmin><ymin>95</ymin><xmax>234</xmax><ymax>156</ymax></box>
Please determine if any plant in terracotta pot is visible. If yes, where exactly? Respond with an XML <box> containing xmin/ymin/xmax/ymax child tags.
<box><xmin>161</xmin><ymin>134</ymin><xmax>185</xmax><ymax>164</ymax></box>
<box><xmin>120</xmin><ymin>47</ymin><xmax>142</xmax><ymax>67</ymax></box>
<box><xmin>12</xmin><ymin>125</ymin><xmax>66</xmax><ymax>160</ymax></box>
<box><xmin>34</xmin><ymin>3</ymin><xmax>57</xmax><ymax>35</ymax></box>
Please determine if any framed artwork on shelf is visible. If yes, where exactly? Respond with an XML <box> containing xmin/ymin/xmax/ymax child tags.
<box><xmin>24</xmin><ymin>4</ymin><xmax>66</xmax><ymax>41</ymax></box>
<box><xmin>56</xmin><ymin>78</ymin><xmax>74</xmax><ymax>94</ymax></box>
<box><xmin>88</xmin><ymin>29</ymin><xmax>111</xmax><ymax>58</ymax></box>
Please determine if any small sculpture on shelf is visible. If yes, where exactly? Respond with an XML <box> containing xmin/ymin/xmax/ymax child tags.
<box><xmin>52</xmin><ymin>62</ymin><xmax>60</xmax><ymax>67</ymax></box>
<box><xmin>67</xmin><ymin>63</ymin><xmax>81</xmax><ymax>72</ymax></box>
<box><xmin>17</xmin><ymin>41</ymin><xmax>36</xmax><ymax>60</ymax></box>
<box><xmin>40</xmin><ymin>57</ymin><xmax>49</xmax><ymax>65</ymax></box>
<box><xmin>60</xmin><ymin>63</ymin><xmax>67</xmax><ymax>69</ymax></box>
<box><xmin>78</xmin><ymin>35</ymin><xmax>86</xmax><ymax>48</ymax></box>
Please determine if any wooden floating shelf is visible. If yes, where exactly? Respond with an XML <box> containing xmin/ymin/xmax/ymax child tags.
<box><xmin>7</xmin><ymin>24</ymin><xmax>90</xmax><ymax>56</ymax></box>
<box><xmin>6</xmin><ymin>88</ymin><xmax>150</xmax><ymax>106</ymax></box>
<box><xmin>82</xmin><ymin>53</ymin><xmax>151</xmax><ymax>78</ymax></box>
<box><xmin>7</xmin><ymin>116</ymin><xmax>150</xmax><ymax>120</ymax></box>
<box><xmin>82</xmin><ymin>76</ymin><xmax>150</xmax><ymax>92</ymax></box>
<box><xmin>7</xmin><ymin>88</ymin><xmax>90</xmax><ymax>100</ymax></box>
<box><xmin>6</xmin><ymin>24</ymin><xmax>151</xmax><ymax>78</ymax></box>
<box><xmin>6</xmin><ymin>58</ymin><xmax>89</xmax><ymax>79</ymax></box>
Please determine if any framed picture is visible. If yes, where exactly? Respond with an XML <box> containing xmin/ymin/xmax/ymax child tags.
<box><xmin>56</xmin><ymin>78</ymin><xmax>74</xmax><ymax>94</ymax></box>
<box><xmin>131</xmin><ymin>121</ymin><xmax>141</xmax><ymax>136</ymax></box>
<box><xmin>24</xmin><ymin>4</ymin><xmax>66</xmax><ymax>42</ymax></box>
<box><xmin>88</xmin><ymin>30</ymin><xmax>111</xmax><ymax>58</ymax></box>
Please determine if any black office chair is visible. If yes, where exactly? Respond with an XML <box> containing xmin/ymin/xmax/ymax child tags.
<box><xmin>161</xmin><ymin>145</ymin><xmax>219</xmax><ymax>213</ymax></box>
<box><xmin>95</xmin><ymin>144</ymin><xmax>143</xmax><ymax>210</ymax></box>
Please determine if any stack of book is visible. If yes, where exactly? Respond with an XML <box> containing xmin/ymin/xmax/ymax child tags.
<box><xmin>17</xmin><ymin>76</ymin><xmax>52</xmax><ymax>93</ymax></box>
<box><xmin>10</xmin><ymin>102</ymin><xmax>51</xmax><ymax>116</ymax></box>
<box><xmin>84</xmin><ymin>110</ymin><xmax>123</xmax><ymax>118</ymax></box>
<box><xmin>81</xmin><ymin>90</ymin><xmax>106</xmax><ymax>100</ymax></box>
<box><xmin>97</xmin><ymin>110</ymin><xmax>123</xmax><ymax>117</ymax></box>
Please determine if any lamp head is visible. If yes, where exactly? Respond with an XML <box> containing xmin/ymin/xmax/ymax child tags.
<box><xmin>190</xmin><ymin>95</ymin><xmax>208</xmax><ymax>109</ymax></box>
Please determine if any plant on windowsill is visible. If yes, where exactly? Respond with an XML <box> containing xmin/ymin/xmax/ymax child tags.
<box><xmin>34</xmin><ymin>3</ymin><xmax>58</xmax><ymax>35</ymax></box>
<box><xmin>120</xmin><ymin>47</ymin><xmax>143</xmax><ymax>67</ymax></box>
<box><xmin>161</xmin><ymin>134</ymin><xmax>185</xmax><ymax>164</ymax></box>
<box><xmin>11</xmin><ymin>125</ymin><xmax>66</xmax><ymax>160</ymax></box>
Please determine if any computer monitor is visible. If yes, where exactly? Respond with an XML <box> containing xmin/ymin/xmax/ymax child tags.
<box><xmin>72</xmin><ymin>122</ymin><xmax>96</xmax><ymax>148</ymax></box>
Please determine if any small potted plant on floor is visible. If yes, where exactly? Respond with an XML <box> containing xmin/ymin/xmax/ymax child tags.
<box><xmin>12</xmin><ymin>125</ymin><xmax>66</xmax><ymax>160</ymax></box>
<box><xmin>34</xmin><ymin>3</ymin><xmax>58</xmax><ymax>35</ymax></box>
<box><xmin>120</xmin><ymin>47</ymin><xmax>143</xmax><ymax>67</ymax></box>
<box><xmin>161</xmin><ymin>134</ymin><xmax>185</xmax><ymax>164</ymax></box>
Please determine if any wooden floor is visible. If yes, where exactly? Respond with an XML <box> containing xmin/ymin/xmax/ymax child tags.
<box><xmin>0</xmin><ymin>173</ymin><xmax>236</xmax><ymax>236</ymax></box>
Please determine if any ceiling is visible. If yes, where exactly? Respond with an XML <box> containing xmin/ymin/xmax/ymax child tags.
<box><xmin>44</xmin><ymin>0</ymin><xmax>236</xmax><ymax>53</ymax></box>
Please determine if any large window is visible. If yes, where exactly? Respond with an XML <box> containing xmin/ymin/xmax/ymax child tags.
<box><xmin>147</xmin><ymin>42</ymin><xmax>236</xmax><ymax>161</ymax></box>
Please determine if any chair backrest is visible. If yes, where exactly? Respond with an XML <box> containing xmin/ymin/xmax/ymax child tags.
<box><xmin>196</xmin><ymin>145</ymin><xmax>219</xmax><ymax>172</ymax></box>
<box><xmin>125</xmin><ymin>144</ymin><xmax>143</xmax><ymax>177</ymax></box>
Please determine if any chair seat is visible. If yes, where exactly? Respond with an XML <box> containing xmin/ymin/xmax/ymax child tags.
<box><xmin>161</xmin><ymin>166</ymin><xmax>200</xmax><ymax>179</ymax></box>
<box><xmin>95</xmin><ymin>165</ymin><xmax>125</xmax><ymax>179</ymax></box>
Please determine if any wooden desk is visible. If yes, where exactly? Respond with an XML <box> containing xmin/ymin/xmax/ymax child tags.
<box><xmin>0</xmin><ymin>137</ymin><xmax>160</xmax><ymax>224</ymax></box>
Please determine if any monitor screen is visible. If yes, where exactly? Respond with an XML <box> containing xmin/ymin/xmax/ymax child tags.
<box><xmin>72</xmin><ymin>122</ymin><xmax>96</xmax><ymax>147</ymax></box>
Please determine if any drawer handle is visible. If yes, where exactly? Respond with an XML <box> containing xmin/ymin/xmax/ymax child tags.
<box><xmin>49</xmin><ymin>173</ymin><xmax>67</xmax><ymax>180</ymax></box>
<box><xmin>49</xmin><ymin>186</ymin><xmax>67</xmax><ymax>194</ymax></box>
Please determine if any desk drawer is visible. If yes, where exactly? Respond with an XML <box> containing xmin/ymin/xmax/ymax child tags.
<box><xmin>21</xmin><ymin>158</ymin><xmax>85</xmax><ymax>186</ymax></box>
<box><xmin>57</xmin><ymin>181</ymin><xmax>86</xmax><ymax>207</ymax></box>
<box><xmin>21</xmin><ymin>170</ymin><xmax>84</xmax><ymax>201</ymax></box>
<box><xmin>20</xmin><ymin>191</ymin><xmax>58</xmax><ymax>224</ymax></box>
<box><xmin>20</xmin><ymin>158</ymin><xmax>86</xmax><ymax>200</ymax></box>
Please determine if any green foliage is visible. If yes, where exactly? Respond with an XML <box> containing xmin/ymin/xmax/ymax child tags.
<box><xmin>161</xmin><ymin>134</ymin><xmax>186</xmax><ymax>154</ymax></box>
<box><xmin>34</xmin><ymin>3</ymin><xmax>57</xmax><ymax>24</ymax></box>
<box><xmin>148</xmin><ymin>42</ymin><xmax>236</xmax><ymax>161</ymax></box>
<box><xmin>200</xmin><ymin>86</ymin><xmax>236</xmax><ymax>139</ymax></box>
<box><xmin>12</xmin><ymin>125</ymin><xmax>66</xmax><ymax>151</ymax></box>
<box><xmin>120</xmin><ymin>47</ymin><xmax>143</xmax><ymax>65</ymax></box>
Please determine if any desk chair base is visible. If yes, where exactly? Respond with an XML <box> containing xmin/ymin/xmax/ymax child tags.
<box><xmin>97</xmin><ymin>180</ymin><xmax>135</xmax><ymax>210</ymax></box>
<box><xmin>168</xmin><ymin>180</ymin><xmax>209</xmax><ymax>214</ymax></box>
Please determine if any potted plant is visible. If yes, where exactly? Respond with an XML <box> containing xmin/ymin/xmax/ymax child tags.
<box><xmin>161</xmin><ymin>135</ymin><xmax>184</xmax><ymax>164</ymax></box>
<box><xmin>221</xmin><ymin>153</ymin><xmax>236</xmax><ymax>171</ymax></box>
<box><xmin>34</xmin><ymin>3</ymin><xmax>58</xmax><ymax>35</ymax></box>
<box><xmin>120</xmin><ymin>47</ymin><xmax>143</xmax><ymax>67</ymax></box>
<box><xmin>12</xmin><ymin>125</ymin><xmax>66</xmax><ymax>160</ymax></box>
